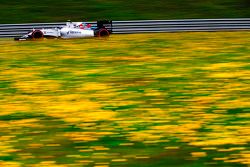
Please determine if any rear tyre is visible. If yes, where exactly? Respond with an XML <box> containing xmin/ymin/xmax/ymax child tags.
<box><xmin>98</xmin><ymin>28</ymin><xmax>109</xmax><ymax>37</ymax></box>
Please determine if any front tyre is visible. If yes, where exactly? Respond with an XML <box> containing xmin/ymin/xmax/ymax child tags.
<box><xmin>31</xmin><ymin>30</ymin><xmax>44</xmax><ymax>39</ymax></box>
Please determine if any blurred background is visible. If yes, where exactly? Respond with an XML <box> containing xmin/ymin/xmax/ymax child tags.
<box><xmin>0</xmin><ymin>0</ymin><xmax>250</xmax><ymax>23</ymax></box>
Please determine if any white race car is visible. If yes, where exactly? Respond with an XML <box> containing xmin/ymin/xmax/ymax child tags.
<box><xmin>14</xmin><ymin>20</ymin><xmax>112</xmax><ymax>40</ymax></box>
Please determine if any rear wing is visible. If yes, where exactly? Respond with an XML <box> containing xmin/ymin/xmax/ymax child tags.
<box><xmin>97</xmin><ymin>20</ymin><xmax>112</xmax><ymax>34</ymax></box>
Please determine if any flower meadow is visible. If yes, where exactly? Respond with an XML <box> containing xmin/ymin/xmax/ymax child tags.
<box><xmin>0</xmin><ymin>32</ymin><xmax>249</xmax><ymax>167</ymax></box>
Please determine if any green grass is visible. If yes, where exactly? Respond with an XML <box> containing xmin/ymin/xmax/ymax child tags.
<box><xmin>0</xmin><ymin>0</ymin><xmax>250</xmax><ymax>23</ymax></box>
<box><xmin>0</xmin><ymin>32</ymin><xmax>250</xmax><ymax>167</ymax></box>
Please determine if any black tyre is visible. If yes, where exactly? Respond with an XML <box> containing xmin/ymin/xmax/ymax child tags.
<box><xmin>98</xmin><ymin>28</ymin><xmax>109</xmax><ymax>37</ymax></box>
<box><xmin>31</xmin><ymin>30</ymin><xmax>44</xmax><ymax>39</ymax></box>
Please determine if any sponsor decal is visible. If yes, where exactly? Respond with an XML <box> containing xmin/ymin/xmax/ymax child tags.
<box><xmin>69</xmin><ymin>31</ymin><xmax>81</xmax><ymax>34</ymax></box>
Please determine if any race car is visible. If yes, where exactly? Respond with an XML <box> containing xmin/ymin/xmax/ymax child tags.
<box><xmin>14</xmin><ymin>20</ymin><xmax>112</xmax><ymax>40</ymax></box>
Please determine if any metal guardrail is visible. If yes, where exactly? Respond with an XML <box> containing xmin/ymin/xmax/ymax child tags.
<box><xmin>112</xmin><ymin>18</ymin><xmax>250</xmax><ymax>34</ymax></box>
<box><xmin>0</xmin><ymin>18</ymin><xmax>250</xmax><ymax>38</ymax></box>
